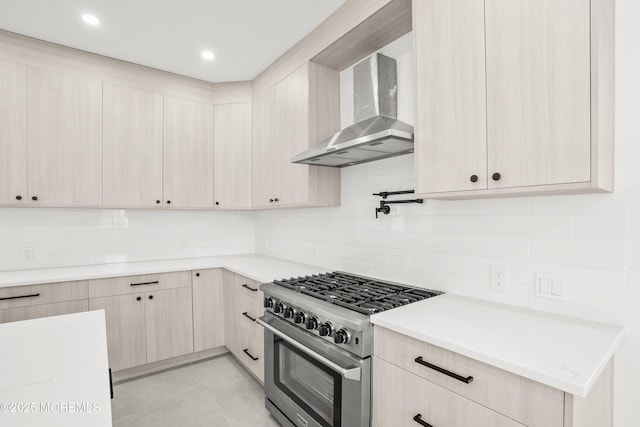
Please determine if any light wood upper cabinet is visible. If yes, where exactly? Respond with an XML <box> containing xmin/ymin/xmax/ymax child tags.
<box><xmin>163</xmin><ymin>95</ymin><xmax>214</xmax><ymax>208</ymax></box>
<box><xmin>251</xmin><ymin>87</ymin><xmax>278</xmax><ymax>208</ymax></box>
<box><xmin>252</xmin><ymin>62</ymin><xmax>341</xmax><ymax>209</ymax></box>
<box><xmin>27</xmin><ymin>67</ymin><xmax>103</xmax><ymax>206</ymax></box>
<box><xmin>485</xmin><ymin>0</ymin><xmax>591</xmax><ymax>189</ymax></box>
<box><xmin>214</xmin><ymin>103</ymin><xmax>252</xmax><ymax>209</ymax></box>
<box><xmin>103</xmin><ymin>83</ymin><xmax>163</xmax><ymax>208</ymax></box>
<box><xmin>413</xmin><ymin>0</ymin><xmax>487</xmax><ymax>194</ymax></box>
<box><xmin>414</xmin><ymin>0</ymin><xmax>614</xmax><ymax>198</ymax></box>
<box><xmin>0</xmin><ymin>60</ymin><xmax>27</xmax><ymax>206</ymax></box>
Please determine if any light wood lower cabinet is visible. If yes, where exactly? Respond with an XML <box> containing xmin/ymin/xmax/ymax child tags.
<box><xmin>373</xmin><ymin>357</ymin><xmax>523</xmax><ymax>427</ymax></box>
<box><xmin>88</xmin><ymin>272</ymin><xmax>194</xmax><ymax>371</ymax></box>
<box><xmin>373</xmin><ymin>326</ymin><xmax>613</xmax><ymax>427</ymax></box>
<box><xmin>192</xmin><ymin>268</ymin><xmax>225</xmax><ymax>352</ymax></box>
<box><xmin>0</xmin><ymin>280</ymin><xmax>89</xmax><ymax>324</ymax></box>
<box><xmin>224</xmin><ymin>271</ymin><xmax>265</xmax><ymax>382</ymax></box>
<box><xmin>89</xmin><ymin>293</ymin><xmax>147</xmax><ymax>371</ymax></box>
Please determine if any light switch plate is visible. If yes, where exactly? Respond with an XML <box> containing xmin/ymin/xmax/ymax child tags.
<box><xmin>535</xmin><ymin>273</ymin><xmax>566</xmax><ymax>301</ymax></box>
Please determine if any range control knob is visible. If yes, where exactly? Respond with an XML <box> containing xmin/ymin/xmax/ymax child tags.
<box><xmin>264</xmin><ymin>297</ymin><xmax>275</xmax><ymax>308</ymax></box>
<box><xmin>294</xmin><ymin>311</ymin><xmax>307</xmax><ymax>324</ymax></box>
<box><xmin>334</xmin><ymin>329</ymin><xmax>351</xmax><ymax>344</ymax></box>
<box><xmin>283</xmin><ymin>306</ymin><xmax>296</xmax><ymax>319</ymax></box>
<box><xmin>274</xmin><ymin>302</ymin><xmax>286</xmax><ymax>315</ymax></box>
<box><xmin>319</xmin><ymin>322</ymin><xmax>334</xmax><ymax>337</ymax></box>
<box><xmin>305</xmin><ymin>317</ymin><xmax>319</xmax><ymax>330</ymax></box>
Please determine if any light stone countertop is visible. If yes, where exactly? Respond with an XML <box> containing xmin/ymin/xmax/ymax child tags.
<box><xmin>0</xmin><ymin>256</ymin><xmax>623</xmax><ymax>398</ymax></box>
<box><xmin>0</xmin><ymin>310</ymin><xmax>112</xmax><ymax>426</ymax></box>
<box><xmin>0</xmin><ymin>254</ymin><xmax>330</xmax><ymax>288</ymax></box>
<box><xmin>370</xmin><ymin>293</ymin><xmax>624</xmax><ymax>397</ymax></box>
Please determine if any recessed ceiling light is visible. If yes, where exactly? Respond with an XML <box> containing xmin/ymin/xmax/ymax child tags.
<box><xmin>201</xmin><ymin>50</ymin><xmax>215</xmax><ymax>61</ymax></box>
<box><xmin>81</xmin><ymin>14</ymin><xmax>100</xmax><ymax>26</ymax></box>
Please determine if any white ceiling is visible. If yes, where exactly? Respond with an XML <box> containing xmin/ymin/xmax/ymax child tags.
<box><xmin>0</xmin><ymin>0</ymin><xmax>346</xmax><ymax>82</ymax></box>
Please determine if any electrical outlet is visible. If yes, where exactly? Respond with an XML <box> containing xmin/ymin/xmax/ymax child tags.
<box><xmin>22</xmin><ymin>247</ymin><xmax>34</xmax><ymax>261</ymax></box>
<box><xmin>490</xmin><ymin>266</ymin><xmax>508</xmax><ymax>292</ymax></box>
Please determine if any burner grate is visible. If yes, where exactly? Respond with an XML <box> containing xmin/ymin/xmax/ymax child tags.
<box><xmin>273</xmin><ymin>271</ymin><xmax>442</xmax><ymax>314</ymax></box>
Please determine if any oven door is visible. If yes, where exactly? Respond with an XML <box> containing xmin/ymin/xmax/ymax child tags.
<box><xmin>258</xmin><ymin>315</ymin><xmax>370</xmax><ymax>427</ymax></box>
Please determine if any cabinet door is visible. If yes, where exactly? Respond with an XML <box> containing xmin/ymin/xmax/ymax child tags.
<box><xmin>89</xmin><ymin>294</ymin><xmax>147</xmax><ymax>371</ymax></box>
<box><xmin>0</xmin><ymin>60</ymin><xmax>27</xmax><ymax>206</ymax></box>
<box><xmin>163</xmin><ymin>95</ymin><xmax>214</xmax><ymax>208</ymax></box>
<box><xmin>373</xmin><ymin>357</ymin><xmax>524</xmax><ymax>427</ymax></box>
<box><xmin>223</xmin><ymin>270</ymin><xmax>239</xmax><ymax>356</ymax></box>
<box><xmin>103</xmin><ymin>83</ymin><xmax>163</xmax><ymax>207</ymax></box>
<box><xmin>192</xmin><ymin>269</ymin><xmax>224</xmax><ymax>352</ymax></box>
<box><xmin>27</xmin><ymin>67</ymin><xmax>102</xmax><ymax>206</ymax></box>
<box><xmin>0</xmin><ymin>300</ymin><xmax>88</xmax><ymax>324</ymax></box>
<box><xmin>413</xmin><ymin>0</ymin><xmax>487</xmax><ymax>194</ymax></box>
<box><xmin>145</xmin><ymin>287</ymin><xmax>194</xmax><ymax>363</ymax></box>
<box><xmin>485</xmin><ymin>0</ymin><xmax>591</xmax><ymax>188</ymax></box>
<box><xmin>214</xmin><ymin>103</ymin><xmax>252</xmax><ymax>209</ymax></box>
<box><xmin>276</xmin><ymin>64</ymin><xmax>310</xmax><ymax>206</ymax></box>
<box><xmin>251</xmin><ymin>87</ymin><xmax>278</xmax><ymax>208</ymax></box>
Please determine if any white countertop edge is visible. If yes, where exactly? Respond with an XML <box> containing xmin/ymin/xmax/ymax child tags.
<box><xmin>0</xmin><ymin>254</ymin><xmax>330</xmax><ymax>288</ymax></box>
<box><xmin>371</xmin><ymin>315</ymin><xmax>624</xmax><ymax>397</ymax></box>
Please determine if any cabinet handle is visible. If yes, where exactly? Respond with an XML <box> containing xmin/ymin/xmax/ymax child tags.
<box><xmin>15</xmin><ymin>195</ymin><xmax>22</xmax><ymax>201</ymax></box>
<box><xmin>243</xmin><ymin>348</ymin><xmax>259</xmax><ymax>361</ymax></box>
<box><xmin>469</xmin><ymin>175</ymin><xmax>478</xmax><ymax>183</ymax></box>
<box><xmin>195</xmin><ymin>273</ymin><xmax>200</xmax><ymax>277</ymax></box>
<box><xmin>166</xmin><ymin>200</ymin><xmax>171</xmax><ymax>205</ymax></box>
<box><xmin>413</xmin><ymin>414</ymin><xmax>433</xmax><ymax>427</ymax></box>
<box><xmin>242</xmin><ymin>312</ymin><xmax>257</xmax><ymax>322</ymax></box>
<box><xmin>0</xmin><ymin>292</ymin><xmax>40</xmax><ymax>301</ymax></box>
<box><xmin>31</xmin><ymin>196</ymin><xmax>38</xmax><ymax>201</ymax></box>
<box><xmin>148</xmin><ymin>295</ymin><xmax>154</xmax><ymax>300</ymax></box>
<box><xmin>215</xmin><ymin>201</ymin><xmax>219</xmax><ymax>206</ymax></box>
<box><xmin>269</xmin><ymin>198</ymin><xmax>274</xmax><ymax>203</ymax></box>
<box><xmin>130</xmin><ymin>281</ymin><xmax>159</xmax><ymax>287</ymax></box>
<box><xmin>242</xmin><ymin>284</ymin><xmax>258</xmax><ymax>292</ymax></box>
<box><xmin>109</xmin><ymin>368</ymin><xmax>114</xmax><ymax>399</ymax></box>
<box><xmin>274</xmin><ymin>198</ymin><xmax>279</xmax><ymax>202</ymax></box>
<box><xmin>156</xmin><ymin>200</ymin><xmax>161</xmax><ymax>204</ymax></box>
<box><xmin>492</xmin><ymin>172</ymin><xmax>501</xmax><ymax>181</ymax></box>
<box><xmin>414</xmin><ymin>356</ymin><xmax>474</xmax><ymax>384</ymax></box>
<box><xmin>136</xmin><ymin>296</ymin><xmax>142</xmax><ymax>301</ymax></box>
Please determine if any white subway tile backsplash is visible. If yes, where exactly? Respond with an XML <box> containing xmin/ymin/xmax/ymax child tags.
<box><xmin>493</xmin><ymin>215</ymin><xmax>572</xmax><ymax>239</ymax></box>
<box><xmin>462</xmin><ymin>198</ymin><xmax>529</xmax><ymax>216</ymax></box>
<box><xmin>530</xmin><ymin>239</ymin><xmax>626</xmax><ymax>270</ymax></box>
<box><xmin>462</xmin><ymin>236</ymin><xmax>529</xmax><ymax>260</ymax></box>
<box><xmin>435</xmin><ymin>215</ymin><xmax>493</xmax><ymax>236</ymax></box>
<box><xmin>573</xmin><ymin>214</ymin><xmax>627</xmax><ymax>241</ymax></box>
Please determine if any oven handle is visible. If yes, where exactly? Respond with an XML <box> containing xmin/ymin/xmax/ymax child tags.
<box><xmin>257</xmin><ymin>318</ymin><xmax>362</xmax><ymax>381</ymax></box>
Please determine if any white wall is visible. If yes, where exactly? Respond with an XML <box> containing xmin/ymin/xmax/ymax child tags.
<box><xmin>0</xmin><ymin>209</ymin><xmax>254</xmax><ymax>271</ymax></box>
<box><xmin>254</xmin><ymin>2</ymin><xmax>640</xmax><ymax>425</ymax></box>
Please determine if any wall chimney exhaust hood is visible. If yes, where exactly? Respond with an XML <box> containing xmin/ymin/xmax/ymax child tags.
<box><xmin>291</xmin><ymin>53</ymin><xmax>413</xmax><ymax>168</ymax></box>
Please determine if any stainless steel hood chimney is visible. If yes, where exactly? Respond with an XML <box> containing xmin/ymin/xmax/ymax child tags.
<box><xmin>291</xmin><ymin>53</ymin><xmax>414</xmax><ymax>168</ymax></box>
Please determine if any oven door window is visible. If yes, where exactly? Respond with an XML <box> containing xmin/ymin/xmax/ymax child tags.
<box><xmin>274</xmin><ymin>338</ymin><xmax>341</xmax><ymax>427</ymax></box>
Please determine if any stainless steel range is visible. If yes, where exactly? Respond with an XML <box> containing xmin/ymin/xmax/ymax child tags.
<box><xmin>257</xmin><ymin>271</ymin><xmax>443</xmax><ymax>427</ymax></box>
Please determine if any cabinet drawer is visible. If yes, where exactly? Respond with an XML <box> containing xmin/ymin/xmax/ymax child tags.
<box><xmin>0</xmin><ymin>300</ymin><xmax>88</xmax><ymax>324</ymax></box>
<box><xmin>373</xmin><ymin>357</ymin><xmax>524</xmax><ymax>427</ymax></box>
<box><xmin>239</xmin><ymin>318</ymin><xmax>264</xmax><ymax>382</ymax></box>
<box><xmin>88</xmin><ymin>271</ymin><xmax>191</xmax><ymax>298</ymax></box>
<box><xmin>374</xmin><ymin>327</ymin><xmax>564</xmax><ymax>427</ymax></box>
<box><xmin>0</xmin><ymin>281</ymin><xmax>88</xmax><ymax>310</ymax></box>
<box><xmin>236</xmin><ymin>275</ymin><xmax>262</xmax><ymax>301</ymax></box>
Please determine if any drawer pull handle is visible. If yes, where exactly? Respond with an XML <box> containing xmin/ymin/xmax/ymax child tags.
<box><xmin>242</xmin><ymin>312</ymin><xmax>257</xmax><ymax>322</ymax></box>
<box><xmin>243</xmin><ymin>348</ymin><xmax>259</xmax><ymax>361</ymax></box>
<box><xmin>413</xmin><ymin>414</ymin><xmax>433</xmax><ymax>427</ymax></box>
<box><xmin>130</xmin><ymin>281</ymin><xmax>159</xmax><ymax>287</ymax></box>
<box><xmin>242</xmin><ymin>284</ymin><xmax>258</xmax><ymax>292</ymax></box>
<box><xmin>0</xmin><ymin>292</ymin><xmax>40</xmax><ymax>301</ymax></box>
<box><xmin>414</xmin><ymin>356</ymin><xmax>474</xmax><ymax>384</ymax></box>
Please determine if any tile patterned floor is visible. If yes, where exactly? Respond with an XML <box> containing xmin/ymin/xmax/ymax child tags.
<box><xmin>111</xmin><ymin>354</ymin><xmax>280</xmax><ymax>427</ymax></box>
